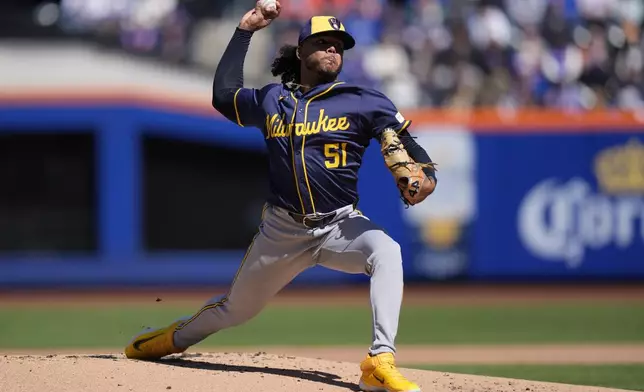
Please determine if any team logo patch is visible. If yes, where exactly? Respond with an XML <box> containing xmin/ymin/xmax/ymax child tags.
<box><xmin>328</xmin><ymin>17</ymin><xmax>341</xmax><ymax>30</ymax></box>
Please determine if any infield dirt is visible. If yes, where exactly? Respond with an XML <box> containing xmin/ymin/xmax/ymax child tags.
<box><xmin>2</xmin><ymin>284</ymin><xmax>643</xmax><ymax>391</ymax></box>
<box><xmin>1</xmin><ymin>352</ymin><xmax>637</xmax><ymax>392</ymax></box>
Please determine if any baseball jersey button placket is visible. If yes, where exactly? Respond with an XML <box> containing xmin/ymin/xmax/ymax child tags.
<box><xmin>292</xmin><ymin>103</ymin><xmax>309</xmax><ymax>214</ymax></box>
<box><xmin>296</xmin><ymin>101</ymin><xmax>313</xmax><ymax>214</ymax></box>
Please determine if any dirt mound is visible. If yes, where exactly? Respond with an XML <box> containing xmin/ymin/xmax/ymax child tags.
<box><xmin>0</xmin><ymin>352</ymin><xmax>634</xmax><ymax>392</ymax></box>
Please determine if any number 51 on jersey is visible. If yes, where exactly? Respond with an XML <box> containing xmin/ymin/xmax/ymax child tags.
<box><xmin>324</xmin><ymin>143</ymin><xmax>348</xmax><ymax>168</ymax></box>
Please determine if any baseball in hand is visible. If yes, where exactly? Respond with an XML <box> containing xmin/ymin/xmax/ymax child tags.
<box><xmin>259</xmin><ymin>0</ymin><xmax>277</xmax><ymax>14</ymax></box>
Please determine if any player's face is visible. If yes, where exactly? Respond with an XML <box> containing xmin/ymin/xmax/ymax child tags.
<box><xmin>300</xmin><ymin>34</ymin><xmax>344</xmax><ymax>82</ymax></box>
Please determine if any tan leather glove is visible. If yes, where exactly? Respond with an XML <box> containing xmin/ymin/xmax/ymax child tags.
<box><xmin>380</xmin><ymin>128</ymin><xmax>437</xmax><ymax>207</ymax></box>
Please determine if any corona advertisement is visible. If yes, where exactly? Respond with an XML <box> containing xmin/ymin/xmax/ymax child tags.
<box><xmin>473</xmin><ymin>133</ymin><xmax>644</xmax><ymax>279</ymax></box>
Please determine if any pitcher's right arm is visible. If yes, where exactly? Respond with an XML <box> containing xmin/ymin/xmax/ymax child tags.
<box><xmin>212</xmin><ymin>1</ymin><xmax>281</xmax><ymax>127</ymax></box>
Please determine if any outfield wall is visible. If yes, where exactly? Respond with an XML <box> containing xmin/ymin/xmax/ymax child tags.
<box><xmin>0</xmin><ymin>95</ymin><xmax>642</xmax><ymax>287</ymax></box>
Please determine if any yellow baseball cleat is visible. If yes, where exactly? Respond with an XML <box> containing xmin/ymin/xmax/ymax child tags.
<box><xmin>124</xmin><ymin>321</ymin><xmax>186</xmax><ymax>360</ymax></box>
<box><xmin>359</xmin><ymin>352</ymin><xmax>421</xmax><ymax>392</ymax></box>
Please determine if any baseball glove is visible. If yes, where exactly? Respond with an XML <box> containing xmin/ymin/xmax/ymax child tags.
<box><xmin>380</xmin><ymin>128</ymin><xmax>437</xmax><ymax>207</ymax></box>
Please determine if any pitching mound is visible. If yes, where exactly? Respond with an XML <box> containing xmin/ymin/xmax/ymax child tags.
<box><xmin>0</xmin><ymin>352</ymin><xmax>633</xmax><ymax>392</ymax></box>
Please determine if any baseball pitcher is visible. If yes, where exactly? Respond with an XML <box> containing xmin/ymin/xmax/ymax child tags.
<box><xmin>124</xmin><ymin>2</ymin><xmax>438</xmax><ymax>391</ymax></box>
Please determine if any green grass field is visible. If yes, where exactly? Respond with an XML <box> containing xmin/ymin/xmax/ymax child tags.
<box><xmin>0</xmin><ymin>302</ymin><xmax>643</xmax><ymax>348</ymax></box>
<box><xmin>409</xmin><ymin>364</ymin><xmax>644</xmax><ymax>392</ymax></box>
<box><xmin>2</xmin><ymin>301</ymin><xmax>643</xmax><ymax>391</ymax></box>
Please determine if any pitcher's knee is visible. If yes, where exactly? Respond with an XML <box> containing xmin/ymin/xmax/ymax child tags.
<box><xmin>367</xmin><ymin>237</ymin><xmax>403</xmax><ymax>275</ymax></box>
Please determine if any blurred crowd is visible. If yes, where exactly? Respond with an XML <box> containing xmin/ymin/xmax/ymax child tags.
<box><xmin>2</xmin><ymin>0</ymin><xmax>643</xmax><ymax>110</ymax></box>
<box><xmin>271</xmin><ymin>0</ymin><xmax>644</xmax><ymax>110</ymax></box>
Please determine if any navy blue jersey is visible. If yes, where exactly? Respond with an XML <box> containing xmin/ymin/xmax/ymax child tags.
<box><xmin>229</xmin><ymin>81</ymin><xmax>411</xmax><ymax>215</ymax></box>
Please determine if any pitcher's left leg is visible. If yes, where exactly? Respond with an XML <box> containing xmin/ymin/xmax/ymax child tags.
<box><xmin>317</xmin><ymin>212</ymin><xmax>403</xmax><ymax>355</ymax></box>
<box><xmin>316</xmin><ymin>212</ymin><xmax>420</xmax><ymax>392</ymax></box>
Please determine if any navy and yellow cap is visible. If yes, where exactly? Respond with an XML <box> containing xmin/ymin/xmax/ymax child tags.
<box><xmin>298</xmin><ymin>16</ymin><xmax>355</xmax><ymax>50</ymax></box>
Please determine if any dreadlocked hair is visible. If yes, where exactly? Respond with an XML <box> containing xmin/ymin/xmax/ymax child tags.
<box><xmin>271</xmin><ymin>44</ymin><xmax>301</xmax><ymax>89</ymax></box>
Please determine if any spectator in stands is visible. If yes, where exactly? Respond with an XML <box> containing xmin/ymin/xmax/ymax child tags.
<box><xmin>43</xmin><ymin>0</ymin><xmax>644</xmax><ymax>110</ymax></box>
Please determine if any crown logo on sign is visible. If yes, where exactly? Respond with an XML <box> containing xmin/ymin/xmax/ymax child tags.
<box><xmin>594</xmin><ymin>138</ymin><xmax>644</xmax><ymax>195</ymax></box>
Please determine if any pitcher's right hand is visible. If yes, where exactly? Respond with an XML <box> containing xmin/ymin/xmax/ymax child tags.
<box><xmin>239</xmin><ymin>0</ymin><xmax>281</xmax><ymax>32</ymax></box>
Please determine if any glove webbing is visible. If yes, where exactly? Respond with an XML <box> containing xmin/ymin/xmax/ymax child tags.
<box><xmin>381</xmin><ymin>131</ymin><xmax>438</xmax><ymax>208</ymax></box>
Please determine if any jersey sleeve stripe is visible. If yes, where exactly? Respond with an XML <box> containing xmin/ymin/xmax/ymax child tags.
<box><xmin>396</xmin><ymin>120</ymin><xmax>411</xmax><ymax>134</ymax></box>
<box><xmin>233</xmin><ymin>88</ymin><xmax>244</xmax><ymax>127</ymax></box>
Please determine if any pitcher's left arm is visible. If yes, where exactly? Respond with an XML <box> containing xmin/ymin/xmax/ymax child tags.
<box><xmin>380</xmin><ymin>128</ymin><xmax>437</xmax><ymax>206</ymax></box>
<box><xmin>399</xmin><ymin>129</ymin><xmax>437</xmax><ymax>188</ymax></box>
<box><xmin>360</xmin><ymin>87</ymin><xmax>438</xmax><ymax>206</ymax></box>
